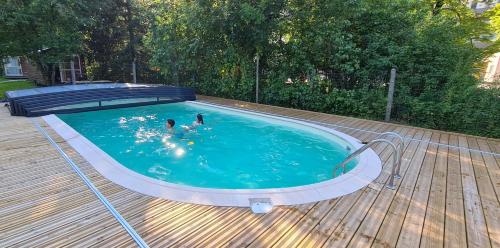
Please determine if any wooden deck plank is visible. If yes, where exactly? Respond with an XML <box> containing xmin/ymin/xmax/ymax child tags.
<box><xmin>45</xmin><ymin>198</ymin><xmax>170</xmax><ymax>247</ymax></box>
<box><xmin>267</xmin><ymin>122</ymin><xmax>390</xmax><ymax>247</ymax></box>
<box><xmin>147</xmin><ymin>207</ymin><xmax>233</xmax><ymax>247</ymax></box>
<box><xmin>318</xmin><ymin>128</ymin><xmax>416</xmax><ymax>247</ymax></box>
<box><xmin>476</xmin><ymin>139</ymin><xmax>500</xmax><ymax>200</ymax></box>
<box><xmin>1</xmin><ymin>166</ymin><xmax>105</xmax><ymax>199</ymax></box>
<box><xmin>336</xmin><ymin>129</ymin><xmax>423</xmax><ymax>248</ymax></box>
<box><xmin>191</xmin><ymin>212</ymin><xmax>262</xmax><ymax>247</ymax></box>
<box><xmin>467</xmin><ymin>137</ymin><xmax>500</xmax><ymax>247</ymax></box>
<box><xmin>199</xmin><ymin>207</ymin><xmax>286</xmax><ymax>247</ymax></box>
<box><xmin>230</xmin><ymin>203</ymin><xmax>316</xmax><ymax>247</ymax></box>
<box><xmin>444</xmin><ymin>135</ymin><xmax>468</xmax><ymax>248</ymax></box>
<box><xmin>486</xmin><ymin>139</ymin><xmax>500</xmax><ymax>155</ymax></box>
<box><xmin>86</xmin><ymin>202</ymin><xmax>200</xmax><ymax>247</ymax></box>
<box><xmin>9</xmin><ymin>191</ymin><xmax>143</xmax><ymax>247</ymax></box>
<box><xmin>420</xmin><ymin>134</ymin><xmax>449</xmax><ymax>248</ymax></box>
<box><xmin>297</xmin><ymin>127</ymin><xmax>417</xmax><ymax>248</ymax></box>
<box><xmin>0</xmin><ymin>114</ymin><xmax>133</xmax><ymax>246</ymax></box>
<box><xmin>458</xmin><ymin>136</ymin><xmax>491</xmax><ymax>248</ymax></box>
<box><xmin>396</xmin><ymin>133</ymin><xmax>440</xmax><ymax>247</ymax></box>
<box><xmin>370</xmin><ymin>131</ymin><xmax>433</xmax><ymax>248</ymax></box>
<box><xmin>0</xmin><ymin>177</ymin><xmax>116</xmax><ymax>218</ymax></box>
<box><xmin>169</xmin><ymin>208</ymin><xmax>250</xmax><ymax>247</ymax></box>
<box><xmin>0</xmin><ymin>184</ymin><xmax>125</xmax><ymax>243</ymax></box>
<box><xmin>88</xmin><ymin>198</ymin><xmax>204</xmax><ymax>245</ymax></box>
<box><xmin>270</xmin><ymin>199</ymin><xmax>341</xmax><ymax>248</ymax></box>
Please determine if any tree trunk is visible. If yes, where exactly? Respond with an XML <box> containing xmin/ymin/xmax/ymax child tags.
<box><xmin>51</xmin><ymin>64</ymin><xmax>56</xmax><ymax>85</ymax></box>
<box><xmin>37</xmin><ymin>61</ymin><xmax>51</xmax><ymax>86</ymax></box>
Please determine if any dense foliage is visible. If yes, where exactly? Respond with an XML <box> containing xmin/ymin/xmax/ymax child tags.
<box><xmin>147</xmin><ymin>0</ymin><xmax>500</xmax><ymax>138</ymax></box>
<box><xmin>83</xmin><ymin>0</ymin><xmax>163</xmax><ymax>83</ymax></box>
<box><xmin>0</xmin><ymin>0</ymin><xmax>499</xmax><ymax>137</ymax></box>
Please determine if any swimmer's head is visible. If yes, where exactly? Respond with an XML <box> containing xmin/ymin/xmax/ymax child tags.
<box><xmin>167</xmin><ymin>119</ymin><xmax>175</xmax><ymax>129</ymax></box>
<box><xmin>197</xmin><ymin>114</ymin><xmax>204</xmax><ymax>124</ymax></box>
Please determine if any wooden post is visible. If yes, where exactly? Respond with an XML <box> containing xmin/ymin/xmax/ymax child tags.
<box><xmin>70</xmin><ymin>58</ymin><xmax>76</xmax><ymax>85</ymax></box>
<box><xmin>385</xmin><ymin>68</ymin><xmax>396</xmax><ymax>122</ymax></box>
<box><xmin>132</xmin><ymin>59</ymin><xmax>137</xmax><ymax>84</ymax></box>
<box><xmin>255</xmin><ymin>54</ymin><xmax>260</xmax><ymax>103</ymax></box>
<box><xmin>58</xmin><ymin>63</ymin><xmax>64</xmax><ymax>83</ymax></box>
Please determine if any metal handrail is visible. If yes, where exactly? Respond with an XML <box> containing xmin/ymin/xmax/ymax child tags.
<box><xmin>333</xmin><ymin>138</ymin><xmax>400</xmax><ymax>189</ymax></box>
<box><xmin>375</xmin><ymin>132</ymin><xmax>404</xmax><ymax>178</ymax></box>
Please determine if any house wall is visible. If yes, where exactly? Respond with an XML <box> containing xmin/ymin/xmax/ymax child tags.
<box><xmin>484</xmin><ymin>52</ymin><xmax>500</xmax><ymax>83</ymax></box>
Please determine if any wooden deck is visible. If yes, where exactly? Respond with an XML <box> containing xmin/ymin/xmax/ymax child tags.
<box><xmin>1</xmin><ymin>95</ymin><xmax>499</xmax><ymax>247</ymax></box>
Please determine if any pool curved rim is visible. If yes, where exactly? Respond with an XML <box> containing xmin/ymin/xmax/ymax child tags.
<box><xmin>43</xmin><ymin>101</ymin><xmax>382</xmax><ymax>207</ymax></box>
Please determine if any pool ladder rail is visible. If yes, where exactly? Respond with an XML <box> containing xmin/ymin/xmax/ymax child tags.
<box><xmin>333</xmin><ymin>132</ymin><xmax>404</xmax><ymax>190</ymax></box>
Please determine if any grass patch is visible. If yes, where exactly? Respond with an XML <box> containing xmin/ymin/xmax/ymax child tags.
<box><xmin>0</xmin><ymin>80</ymin><xmax>36</xmax><ymax>99</ymax></box>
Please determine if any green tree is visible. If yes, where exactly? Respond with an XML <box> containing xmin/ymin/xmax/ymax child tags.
<box><xmin>0</xmin><ymin>0</ymin><xmax>96</xmax><ymax>84</ymax></box>
<box><xmin>147</xmin><ymin>0</ymin><xmax>285</xmax><ymax>99</ymax></box>
<box><xmin>83</xmin><ymin>0</ymin><xmax>153</xmax><ymax>83</ymax></box>
<box><xmin>146</xmin><ymin>0</ymin><xmax>499</xmax><ymax>137</ymax></box>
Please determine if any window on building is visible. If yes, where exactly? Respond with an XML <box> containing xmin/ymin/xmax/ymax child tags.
<box><xmin>3</xmin><ymin>57</ymin><xmax>23</xmax><ymax>76</ymax></box>
<box><xmin>59</xmin><ymin>55</ymin><xmax>83</xmax><ymax>83</ymax></box>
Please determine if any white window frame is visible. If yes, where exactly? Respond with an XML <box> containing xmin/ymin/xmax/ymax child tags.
<box><xmin>4</xmin><ymin>56</ymin><xmax>23</xmax><ymax>77</ymax></box>
<box><xmin>59</xmin><ymin>55</ymin><xmax>83</xmax><ymax>83</ymax></box>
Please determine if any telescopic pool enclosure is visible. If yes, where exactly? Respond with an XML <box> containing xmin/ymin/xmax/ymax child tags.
<box><xmin>5</xmin><ymin>83</ymin><xmax>196</xmax><ymax>117</ymax></box>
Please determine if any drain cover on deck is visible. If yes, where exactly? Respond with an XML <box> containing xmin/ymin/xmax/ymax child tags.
<box><xmin>249</xmin><ymin>198</ymin><xmax>273</xmax><ymax>214</ymax></box>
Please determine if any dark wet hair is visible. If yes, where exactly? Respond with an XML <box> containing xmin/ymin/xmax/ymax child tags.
<box><xmin>167</xmin><ymin>119</ymin><xmax>175</xmax><ymax>127</ymax></box>
<box><xmin>197</xmin><ymin>114</ymin><xmax>204</xmax><ymax>124</ymax></box>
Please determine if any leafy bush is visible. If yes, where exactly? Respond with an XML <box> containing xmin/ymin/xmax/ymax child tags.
<box><xmin>147</xmin><ymin>0</ymin><xmax>499</xmax><ymax>138</ymax></box>
<box><xmin>260</xmin><ymin>79</ymin><xmax>387</xmax><ymax>120</ymax></box>
<box><xmin>400</xmin><ymin>86</ymin><xmax>500</xmax><ymax>138</ymax></box>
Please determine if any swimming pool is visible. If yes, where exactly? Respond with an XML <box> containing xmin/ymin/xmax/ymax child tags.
<box><xmin>44</xmin><ymin>101</ymin><xmax>381</xmax><ymax>207</ymax></box>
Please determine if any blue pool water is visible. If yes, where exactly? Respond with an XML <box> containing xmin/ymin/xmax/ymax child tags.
<box><xmin>57</xmin><ymin>102</ymin><xmax>357</xmax><ymax>189</ymax></box>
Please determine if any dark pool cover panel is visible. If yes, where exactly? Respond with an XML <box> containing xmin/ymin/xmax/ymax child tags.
<box><xmin>6</xmin><ymin>84</ymin><xmax>196</xmax><ymax>117</ymax></box>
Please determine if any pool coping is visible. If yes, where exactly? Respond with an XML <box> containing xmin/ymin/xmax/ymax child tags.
<box><xmin>42</xmin><ymin>101</ymin><xmax>382</xmax><ymax>207</ymax></box>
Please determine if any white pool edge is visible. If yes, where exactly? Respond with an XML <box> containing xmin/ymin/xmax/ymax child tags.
<box><xmin>42</xmin><ymin>101</ymin><xmax>382</xmax><ymax>207</ymax></box>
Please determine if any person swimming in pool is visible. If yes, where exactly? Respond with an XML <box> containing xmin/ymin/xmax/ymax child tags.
<box><xmin>166</xmin><ymin>119</ymin><xmax>184</xmax><ymax>139</ymax></box>
<box><xmin>183</xmin><ymin>114</ymin><xmax>204</xmax><ymax>131</ymax></box>
<box><xmin>192</xmin><ymin>114</ymin><xmax>204</xmax><ymax>128</ymax></box>
<box><xmin>166</xmin><ymin>119</ymin><xmax>176</xmax><ymax>133</ymax></box>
